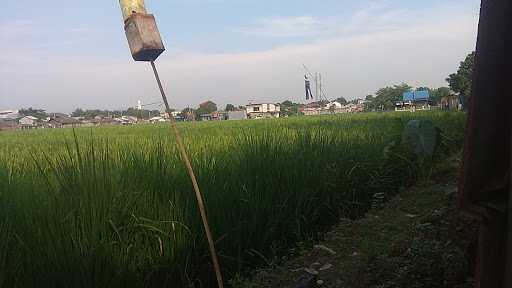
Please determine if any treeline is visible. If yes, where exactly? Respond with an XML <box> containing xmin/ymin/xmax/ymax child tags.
<box><xmin>20</xmin><ymin>52</ymin><xmax>474</xmax><ymax>119</ymax></box>
<box><xmin>364</xmin><ymin>51</ymin><xmax>474</xmax><ymax>111</ymax></box>
<box><xmin>70</xmin><ymin>108</ymin><xmax>162</xmax><ymax>119</ymax></box>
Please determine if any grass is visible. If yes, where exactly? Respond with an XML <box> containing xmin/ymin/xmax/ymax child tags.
<box><xmin>235</xmin><ymin>153</ymin><xmax>477</xmax><ymax>288</ymax></box>
<box><xmin>0</xmin><ymin>112</ymin><xmax>466</xmax><ymax>287</ymax></box>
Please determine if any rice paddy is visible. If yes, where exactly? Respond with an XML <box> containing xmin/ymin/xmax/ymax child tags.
<box><xmin>0</xmin><ymin>112</ymin><xmax>465</xmax><ymax>287</ymax></box>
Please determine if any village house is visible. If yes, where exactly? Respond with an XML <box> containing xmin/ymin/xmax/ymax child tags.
<box><xmin>48</xmin><ymin>113</ymin><xmax>81</xmax><ymax>128</ymax></box>
<box><xmin>395</xmin><ymin>90</ymin><xmax>432</xmax><ymax>112</ymax></box>
<box><xmin>303</xmin><ymin>100</ymin><xmax>365</xmax><ymax>116</ymax></box>
<box><xmin>0</xmin><ymin>110</ymin><xmax>20</xmax><ymax>120</ymax></box>
<box><xmin>200</xmin><ymin>111</ymin><xmax>227</xmax><ymax>121</ymax></box>
<box><xmin>246</xmin><ymin>103</ymin><xmax>281</xmax><ymax>119</ymax></box>
<box><xmin>18</xmin><ymin>116</ymin><xmax>39</xmax><ymax>129</ymax></box>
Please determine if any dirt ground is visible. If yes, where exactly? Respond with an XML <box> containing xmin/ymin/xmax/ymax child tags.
<box><xmin>234</xmin><ymin>157</ymin><xmax>478</xmax><ymax>288</ymax></box>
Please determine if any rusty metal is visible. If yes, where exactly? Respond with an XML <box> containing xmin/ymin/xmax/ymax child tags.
<box><xmin>458</xmin><ymin>0</ymin><xmax>512</xmax><ymax>287</ymax></box>
<box><xmin>124</xmin><ymin>13</ymin><xmax>165</xmax><ymax>62</ymax></box>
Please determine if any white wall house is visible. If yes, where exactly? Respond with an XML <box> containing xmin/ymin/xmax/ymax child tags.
<box><xmin>326</xmin><ymin>101</ymin><xmax>343</xmax><ymax>109</ymax></box>
<box><xmin>18</xmin><ymin>116</ymin><xmax>39</xmax><ymax>129</ymax></box>
<box><xmin>246</xmin><ymin>103</ymin><xmax>281</xmax><ymax>119</ymax></box>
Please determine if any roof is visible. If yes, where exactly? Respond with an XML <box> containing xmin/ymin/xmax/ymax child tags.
<box><xmin>403</xmin><ymin>90</ymin><xmax>430</xmax><ymax>102</ymax></box>
<box><xmin>50</xmin><ymin>115</ymin><xmax>80</xmax><ymax>125</ymax></box>
<box><xmin>247</xmin><ymin>103</ymin><xmax>280</xmax><ymax>106</ymax></box>
<box><xmin>22</xmin><ymin>116</ymin><xmax>39</xmax><ymax>120</ymax></box>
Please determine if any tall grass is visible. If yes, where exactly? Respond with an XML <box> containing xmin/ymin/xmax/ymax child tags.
<box><xmin>0</xmin><ymin>112</ymin><xmax>465</xmax><ymax>287</ymax></box>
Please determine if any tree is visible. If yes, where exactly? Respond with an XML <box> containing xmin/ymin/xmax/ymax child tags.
<box><xmin>71</xmin><ymin>108</ymin><xmax>85</xmax><ymax>117</ymax></box>
<box><xmin>19</xmin><ymin>108</ymin><xmax>48</xmax><ymax>119</ymax></box>
<box><xmin>429</xmin><ymin>87</ymin><xmax>451</xmax><ymax>105</ymax></box>
<box><xmin>179</xmin><ymin>107</ymin><xmax>196</xmax><ymax>121</ymax></box>
<box><xmin>335</xmin><ymin>97</ymin><xmax>347</xmax><ymax>105</ymax></box>
<box><xmin>280</xmin><ymin>100</ymin><xmax>303</xmax><ymax>117</ymax></box>
<box><xmin>373</xmin><ymin>83</ymin><xmax>412</xmax><ymax>110</ymax></box>
<box><xmin>196</xmin><ymin>101</ymin><xmax>217</xmax><ymax>118</ymax></box>
<box><xmin>446</xmin><ymin>51</ymin><xmax>475</xmax><ymax>107</ymax></box>
<box><xmin>225</xmin><ymin>104</ymin><xmax>236</xmax><ymax>111</ymax></box>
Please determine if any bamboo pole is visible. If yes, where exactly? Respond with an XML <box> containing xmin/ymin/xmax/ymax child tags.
<box><xmin>150</xmin><ymin>61</ymin><xmax>224</xmax><ymax>288</ymax></box>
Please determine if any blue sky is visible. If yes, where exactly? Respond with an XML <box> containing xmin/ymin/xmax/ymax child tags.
<box><xmin>1</xmin><ymin>0</ymin><xmax>481</xmax><ymax>112</ymax></box>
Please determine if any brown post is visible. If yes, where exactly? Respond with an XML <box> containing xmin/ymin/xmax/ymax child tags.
<box><xmin>458</xmin><ymin>0</ymin><xmax>512</xmax><ymax>287</ymax></box>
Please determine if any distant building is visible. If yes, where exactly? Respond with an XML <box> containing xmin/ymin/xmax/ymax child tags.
<box><xmin>113</xmin><ymin>115</ymin><xmax>138</xmax><ymax>125</ymax></box>
<box><xmin>227</xmin><ymin>110</ymin><xmax>247</xmax><ymax>120</ymax></box>
<box><xmin>200</xmin><ymin>111</ymin><xmax>227</xmax><ymax>121</ymax></box>
<box><xmin>246</xmin><ymin>103</ymin><xmax>281</xmax><ymax>119</ymax></box>
<box><xmin>395</xmin><ymin>90</ymin><xmax>432</xmax><ymax>112</ymax></box>
<box><xmin>48</xmin><ymin>113</ymin><xmax>81</xmax><ymax>128</ymax></box>
<box><xmin>0</xmin><ymin>110</ymin><xmax>20</xmax><ymax>120</ymax></box>
<box><xmin>303</xmin><ymin>101</ymin><xmax>364</xmax><ymax>116</ymax></box>
<box><xmin>18</xmin><ymin>116</ymin><xmax>39</xmax><ymax>129</ymax></box>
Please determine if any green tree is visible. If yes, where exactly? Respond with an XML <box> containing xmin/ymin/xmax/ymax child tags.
<box><xmin>19</xmin><ymin>108</ymin><xmax>48</xmax><ymax>119</ymax></box>
<box><xmin>71</xmin><ymin>108</ymin><xmax>85</xmax><ymax>117</ymax></box>
<box><xmin>446</xmin><ymin>51</ymin><xmax>475</xmax><ymax>106</ymax></box>
<box><xmin>280</xmin><ymin>100</ymin><xmax>303</xmax><ymax>117</ymax></box>
<box><xmin>196</xmin><ymin>101</ymin><xmax>217</xmax><ymax>117</ymax></box>
<box><xmin>335</xmin><ymin>97</ymin><xmax>348</xmax><ymax>105</ymax></box>
<box><xmin>429</xmin><ymin>87</ymin><xmax>451</xmax><ymax>105</ymax></box>
<box><xmin>373</xmin><ymin>83</ymin><xmax>412</xmax><ymax>110</ymax></box>
<box><xmin>364</xmin><ymin>95</ymin><xmax>375</xmax><ymax>111</ymax></box>
<box><xmin>181</xmin><ymin>107</ymin><xmax>196</xmax><ymax>121</ymax></box>
<box><xmin>225</xmin><ymin>104</ymin><xmax>236</xmax><ymax>111</ymax></box>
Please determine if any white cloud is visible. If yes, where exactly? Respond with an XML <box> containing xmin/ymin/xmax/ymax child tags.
<box><xmin>238</xmin><ymin>16</ymin><xmax>324</xmax><ymax>37</ymax></box>
<box><xmin>0</xmin><ymin>3</ymin><xmax>479</xmax><ymax>112</ymax></box>
<box><xmin>236</xmin><ymin>1</ymin><xmax>407</xmax><ymax>39</ymax></box>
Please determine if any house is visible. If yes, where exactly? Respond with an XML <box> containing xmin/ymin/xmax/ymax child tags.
<box><xmin>246</xmin><ymin>103</ymin><xmax>281</xmax><ymax>119</ymax></box>
<box><xmin>302</xmin><ymin>101</ymin><xmax>364</xmax><ymax>116</ymax></box>
<box><xmin>150</xmin><ymin>116</ymin><xmax>167</xmax><ymax>123</ymax></box>
<box><xmin>227</xmin><ymin>110</ymin><xmax>247</xmax><ymax>120</ymax></box>
<box><xmin>48</xmin><ymin>113</ymin><xmax>81</xmax><ymax>128</ymax></box>
<box><xmin>200</xmin><ymin>111</ymin><xmax>227</xmax><ymax>121</ymax></box>
<box><xmin>86</xmin><ymin>117</ymin><xmax>120</xmax><ymax>126</ymax></box>
<box><xmin>113</xmin><ymin>115</ymin><xmax>138</xmax><ymax>125</ymax></box>
<box><xmin>395</xmin><ymin>90</ymin><xmax>432</xmax><ymax>112</ymax></box>
<box><xmin>18</xmin><ymin>116</ymin><xmax>39</xmax><ymax>129</ymax></box>
<box><xmin>0</xmin><ymin>110</ymin><xmax>20</xmax><ymax>120</ymax></box>
<box><xmin>327</xmin><ymin>101</ymin><xmax>343</xmax><ymax>109</ymax></box>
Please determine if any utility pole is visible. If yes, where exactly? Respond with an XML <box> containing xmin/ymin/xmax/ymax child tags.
<box><xmin>319</xmin><ymin>73</ymin><xmax>322</xmax><ymax>102</ymax></box>
<box><xmin>315</xmin><ymin>72</ymin><xmax>319</xmax><ymax>100</ymax></box>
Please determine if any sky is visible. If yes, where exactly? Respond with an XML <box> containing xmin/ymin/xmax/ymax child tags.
<box><xmin>0</xmin><ymin>0</ymin><xmax>481</xmax><ymax>113</ymax></box>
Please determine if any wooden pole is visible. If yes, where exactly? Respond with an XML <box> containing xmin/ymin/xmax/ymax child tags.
<box><xmin>150</xmin><ymin>61</ymin><xmax>224</xmax><ymax>288</ymax></box>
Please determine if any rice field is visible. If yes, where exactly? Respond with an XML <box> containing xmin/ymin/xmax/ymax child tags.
<box><xmin>0</xmin><ymin>112</ymin><xmax>465</xmax><ymax>287</ymax></box>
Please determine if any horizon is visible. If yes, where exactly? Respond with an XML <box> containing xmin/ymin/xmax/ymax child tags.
<box><xmin>1</xmin><ymin>0</ymin><xmax>480</xmax><ymax>113</ymax></box>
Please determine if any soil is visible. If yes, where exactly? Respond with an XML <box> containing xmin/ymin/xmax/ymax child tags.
<box><xmin>234</xmin><ymin>156</ymin><xmax>478</xmax><ymax>288</ymax></box>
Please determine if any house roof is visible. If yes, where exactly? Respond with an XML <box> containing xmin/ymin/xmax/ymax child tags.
<box><xmin>403</xmin><ymin>90</ymin><xmax>430</xmax><ymax>102</ymax></box>
<box><xmin>22</xmin><ymin>116</ymin><xmax>39</xmax><ymax>120</ymax></box>
<box><xmin>50</xmin><ymin>115</ymin><xmax>80</xmax><ymax>124</ymax></box>
<box><xmin>247</xmin><ymin>103</ymin><xmax>280</xmax><ymax>106</ymax></box>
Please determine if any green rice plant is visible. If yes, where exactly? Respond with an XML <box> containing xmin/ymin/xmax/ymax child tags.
<box><xmin>0</xmin><ymin>112</ymin><xmax>465</xmax><ymax>287</ymax></box>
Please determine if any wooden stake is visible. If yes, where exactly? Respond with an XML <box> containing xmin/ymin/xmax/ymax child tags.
<box><xmin>150</xmin><ymin>61</ymin><xmax>224</xmax><ymax>288</ymax></box>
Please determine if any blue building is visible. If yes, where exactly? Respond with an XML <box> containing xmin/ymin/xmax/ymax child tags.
<box><xmin>395</xmin><ymin>90</ymin><xmax>432</xmax><ymax>111</ymax></box>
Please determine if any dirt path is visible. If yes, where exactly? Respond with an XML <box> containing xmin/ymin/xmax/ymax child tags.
<box><xmin>235</xmin><ymin>159</ymin><xmax>477</xmax><ymax>288</ymax></box>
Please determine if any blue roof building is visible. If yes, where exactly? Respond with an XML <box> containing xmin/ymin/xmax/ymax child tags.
<box><xmin>396</xmin><ymin>90</ymin><xmax>432</xmax><ymax>112</ymax></box>
<box><xmin>402</xmin><ymin>90</ymin><xmax>430</xmax><ymax>102</ymax></box>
